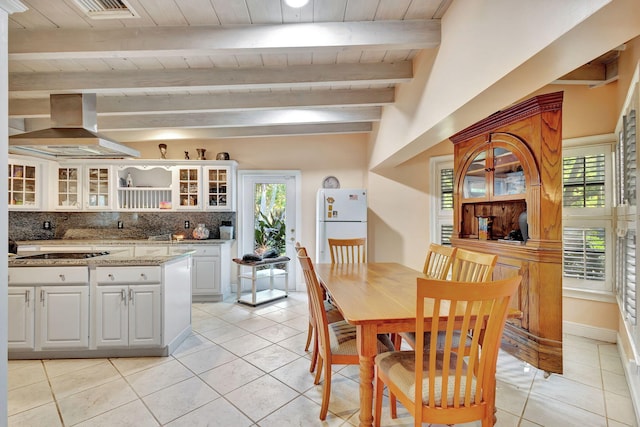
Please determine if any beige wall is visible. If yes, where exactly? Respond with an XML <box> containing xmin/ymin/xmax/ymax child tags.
<box><xmin>368</xmin><ymin>140</ymin><xmax>451</xmax><ymax>271</ymax></box>
<box><xmin>127</xmin><ymin>133</ymin><xmax>368</xmax><ymax>261</ymax></box>
<box><xmin>565</xmin><ymin>297</ymin><xmax>619</xmax><ymax>331</ymax></box>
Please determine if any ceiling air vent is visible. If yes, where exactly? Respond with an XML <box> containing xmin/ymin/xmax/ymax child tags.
<box><xmin>72</xmin><ymin>0</ymin><xmax>139</xmax><ymax>19</ymax></box>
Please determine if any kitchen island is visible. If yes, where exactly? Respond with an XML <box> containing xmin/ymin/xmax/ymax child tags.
<box><xmin>17</xmin><ymin>238</ymin><xmax>233</xmax><ymax>302</ymax></box>
<box><xmin>8</xmin><ymin>250</ymin><xmax>192</xmax><ymax>359</ymax></box>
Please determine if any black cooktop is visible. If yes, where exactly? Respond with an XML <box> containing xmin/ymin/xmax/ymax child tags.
<box><xmin>18</xmin><ymin>251</ymin><xmax>110</xmax><ymax>260</ymax></box>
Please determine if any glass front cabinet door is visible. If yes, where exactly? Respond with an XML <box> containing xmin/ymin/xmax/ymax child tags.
<box><xmin>462</xmin><ymin>145</ymin><xmax>525</xmax><ymax>201</ymax></box>
<box><xmin>8</xmin><ymin>158</ymin><xmax>40</xmax><ymax>210</ymax></box>
<box><xmin>174</xmin><ymin>167</ymin><xmax>201</xmax><ymax>210</ymax></box>
<box><xmin>55</xmin><ymin>165</ymin><xmax>82</xmax><ymax>210</ymax></box>
<box><xmin>204</xmin><ymin>165</ymin><xmax>235</xmax><ymax>211</ymax></box>
<box><xmin>457</xmin><ymin>138</ymin><xmax>533</xmax><ymax>241</ymax></box>
<box><xmin>86</xmin><ymin>166</ymin><xmax>111</xmax><ymax>209</ymax></box>
<box><xmin>492</xmin><ymin>146</ymin><xmax>525</xmax><ymax>198</ymax></box>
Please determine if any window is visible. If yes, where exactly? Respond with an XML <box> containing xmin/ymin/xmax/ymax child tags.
<box><xmin>431</xmin><ymin>156</ymin><xmax>454</xmax><ymax>246</ymax></box>
<box><xmin>563</xmin><ymin>227</ymin><xmax>606</xmax><ymax>281</ymax></box>
<box><xmin>621</xmin><ymin>109</ymin><xmax>637</xmax><ymax>206</ymax></box>
<box><xmin>617</xmin><ymin>230</ymin><xmax>637</xmax><ymax>326</ymax></box>
<box><xmin>562</xmin><ymin>140</ymin><xmax>614</xmax><ymax>297</ymax></box>
<box><xmin>440</xmin><ymin>167</ymin><xmax>454</xmax><ymax>210</ymax></box>
<box><xmin>440</xmin><ymin>224</ymin><xmax>453</xmax><ymax>246</ymax></box>
<box><xmin>563</xmin><ymin>154</ymin><xmax>606</xmax><ymax>208</ymax></box>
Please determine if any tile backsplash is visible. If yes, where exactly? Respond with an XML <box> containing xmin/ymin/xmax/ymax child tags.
<box><xmin>9</xmin><ymin>211</ymin><xmax>236</xmax><ymax>241</ymax></box>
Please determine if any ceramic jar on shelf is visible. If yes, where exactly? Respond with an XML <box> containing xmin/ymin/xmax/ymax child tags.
<box><xmin>192</xmin><ymin>223</ymin><xmax>210</xmax><ymax>240</ymax></box>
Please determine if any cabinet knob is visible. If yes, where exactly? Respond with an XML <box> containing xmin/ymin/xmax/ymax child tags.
<box><xmin>108</xmin><ymin>274</ymin><xmax>114</xmax><ymax>280</ymax></box>
<box><xmin>140</xmin><ymin>273</ymin><xmax>146</xmax><ymax>280</ymax></box>
<box><xmin>59</xmin><ymin>274</ymin><xmax>66</xmax><ymax>281</ymax></box>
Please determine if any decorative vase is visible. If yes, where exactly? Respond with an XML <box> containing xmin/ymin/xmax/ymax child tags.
<box><xmin>518</xmin><ymin>210</ymin><xmax>528</xmax><ymax>241</ymax></box>
<box><xmin>158</xmin><ymin>143</ymin><xmax>167</xmax><ymax>159</ymax></box>
<box><xmin>192</xmin><ymin>223</ymin><xmax>210</xmax><ymax>240</ymax></box>
<box><xmin>196</xmin><ymin>148</ymin><xmax>206</xmax><ymax>160</ymax></box>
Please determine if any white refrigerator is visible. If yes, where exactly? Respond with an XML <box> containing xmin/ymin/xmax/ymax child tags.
<box><xmin>315</xmin><ymin>188</ymin><xmax>367</xmax><ymax>264</ymax></box>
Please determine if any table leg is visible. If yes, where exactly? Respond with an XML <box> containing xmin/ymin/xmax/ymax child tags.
<box><xmin>356</xmin><ymin>324</ymin><xmax>377</xmax><ymax>427</ymax></box>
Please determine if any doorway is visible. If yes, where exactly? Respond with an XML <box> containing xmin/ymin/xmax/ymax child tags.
<box><xmin>238</xmin><ymin>171</ymin><xmax>301</xmax><ymax>291</ymax></box>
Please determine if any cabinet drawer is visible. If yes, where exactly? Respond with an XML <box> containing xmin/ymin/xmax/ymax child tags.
<box><xmin>96</xmin><ymin>267</ymin><xmax>161</xmax><ymax>284</ymax></box>
<box><xmin>9</xmin><ymin>267</ymin><xmax>88</xmax><ymax>285</ymax></box>
<box><xmin>189</xmin><ymin>245</ymin><xmax>221</xmax><ymax>257</ymax></box>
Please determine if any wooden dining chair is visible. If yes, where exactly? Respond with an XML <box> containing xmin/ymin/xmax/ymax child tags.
<box><xmin>295</xmin><ymin>243</ymin><xmax>343</xmax><ymax>374</ymax></box>
<box><xmin>374</xmin><ymin>275</ymin><xmax>522</xmax><ymax>427</ymax></box>
<box><xmin>393</xmin><ymin>243</ymin><xmax>457</xmax><ymax>349</ymax></box>
<box><xmin>297</xmin><ymin>248</ymin><xmax>394</xmax><ymax>420</ymax></box>
<box><xmin>328</xmin><ymin>237</ymin><xmax>366</xmax><ymax>264</ymax></box>
<box><xmin>450</xmin><ymin>247</ymin><xmax>498</xmax><ymax>282</ymax></box>
<box><xmin>423</xmin><ymin>243</ymin><xmax>457</xmax><ymax>279</ymax></box>
<box><xmin>397</xmin><ymin>248</ymin><xmax>498</xmax><ymax>349</ymax></box>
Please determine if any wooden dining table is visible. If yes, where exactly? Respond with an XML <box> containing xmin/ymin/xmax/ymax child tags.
<box><xmin>315</xmin><ymin>262</ymin><xmax>428</xmax><ymax>427</ymax></box>
<box><xmin>314</xmin><ymin>262</ymin><xmax>520</xmax><ymax>427</ymax></box>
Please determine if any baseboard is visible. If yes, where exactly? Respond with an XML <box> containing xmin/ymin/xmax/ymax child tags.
<box><xmin>563</xmin><ymin>320</ymin><xmax>617</xmax><ymax>342</ymax></box>
<box><xmin>618</xmin><ymin>338</ymin><xmax>640</xmax><ymax>425</ymax></box>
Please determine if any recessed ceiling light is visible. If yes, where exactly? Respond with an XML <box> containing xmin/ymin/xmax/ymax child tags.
<box><xmin>285</xmin><ymin>0</ymin><xmax>309</xmax><ymax>8</ymax></box>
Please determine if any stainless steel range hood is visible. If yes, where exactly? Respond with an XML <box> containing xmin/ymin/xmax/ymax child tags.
<box><xmin>9</xmin><ymin>94</ymin><xmax>140</xmax><ymax>159</ymax></box>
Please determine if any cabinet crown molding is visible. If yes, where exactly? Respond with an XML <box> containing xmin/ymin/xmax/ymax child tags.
<box><xmin>450</xmin><ymin>91</ymin><xmax>564</xmax><ymax>144</ymax></box>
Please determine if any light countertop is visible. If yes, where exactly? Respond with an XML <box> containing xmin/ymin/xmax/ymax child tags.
<box><xmin>8</xmin><ymin>250</ymin><xmax>194</xmax><ymax>267</ymax></box>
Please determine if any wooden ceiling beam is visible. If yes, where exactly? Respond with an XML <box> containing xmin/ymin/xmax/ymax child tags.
<box><xmin>23</xmin><ymin>106</ymin><xmax>381</xmax><ymax>131</ymax></box>
<box><xmin>9</xmin><ymin>88</ymin><xmax>395</xmax><ymax>118</ymax></box>
<box><xmin>9</xmin><ymin>20</ymin><xmax>440</xmax><ymax>60</ymax></box>
<box><xmin>102</xmin><ymin>123</ymin><xmax>373</xmax><ymax>141</ymax></box>
<box><xmin>10</xmin><ymin>62</ymin><xmax>412</xmax><ymax>94</ymax></box>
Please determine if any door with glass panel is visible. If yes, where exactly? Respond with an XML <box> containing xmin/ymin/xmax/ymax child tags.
<box><xmin>239</xmin><ymin>171</ymin><xmax>300</xmax><ymax>291</ymax></box>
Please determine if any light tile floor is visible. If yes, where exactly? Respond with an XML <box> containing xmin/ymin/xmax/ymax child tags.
<box><xmin>7</xmin><ymin>291</ymin><xmax>639</xmax><ymax>426</ymax></box>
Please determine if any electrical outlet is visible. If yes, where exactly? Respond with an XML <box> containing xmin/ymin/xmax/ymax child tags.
<box><xmin>184</xmin><ymin>220</ymin><xmax>190</xmax><ymax>229</ymax></box>
<box><xmin>43</xmin><ymin>221</ymin><xmax>51</xmax><ymax>230</ymax></box>
<box><xmin>117</xmin><ymin>221</ymin><xmax>124</xmax><ymax>229</ymax></box>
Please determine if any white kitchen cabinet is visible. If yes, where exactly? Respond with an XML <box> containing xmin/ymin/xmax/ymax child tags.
<box><xmin>177</xmin><ymin>244</ymin><xmax>230</xmax><ymax>302</ymax></box>
<box><xmin>95</xmin><ymin>266</ymin><xmax>162</xmax><ymax>348</ymax></box>
<box><xmin>8</xmin><ymin>266</ymin><xmax>90</xmax><ymax>351</ymax></box>
<box><xmin>8</xmin><ymin>286</ymin><xmax>89</xmax><ymax>351</ymax></box>
<box><xmin>116</xmin><ymin>164</ymin><xmax>172</xmax><ymax>210</ymax></box>
<box><xmin>85</xmin><ymin>166</ymin><xmax>112</xmax><ymax>209</ymax></box>
<box><xmin>39</xmin><ymin>285</ymin><xmax>90</xmax><ymax>349</ymax></box>
<box><xmin>8</xmin><ymin>287</ymin><xmax>35</xmax><ymax>350</ymax></box>
<box><xmin>204</xmin><ymin>163</ymin><xmax>236</xmax><ymax>211</ymax></box>
<box><xmin>174</xmin><ymin>166</ymin><xmax>201</xmax><ymax>210</ymax></box>
<box><xmin>54</xmin><ymin>164</ymin><xmax>82</xmax><ymax>210</ymax></box>
<box><xmin>191</xmin><ymin>245</ymin><xmax>221</xmax><ymax>301</ymax></box>
<box><xmin>9</xmin><ymin>158</ymin><xmax>237</xmax><ymax>212</ymax></box>
<box><xmin>8</xmin><ymin>156</ymin><xmax>43</xmax><ymax>210</ymax></box>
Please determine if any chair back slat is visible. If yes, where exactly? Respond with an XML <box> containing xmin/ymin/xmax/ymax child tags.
<box><xmin>423</xmin><ymin>243</ymin><xmax>457</xmax><ymax>279</ymax></box>
<box><xmin>414</xmin><ymin>276</ymin><xmax>521</xmax><ymax>417</ymax></box>
<box><xmin>328</xmin><ymin>237</ymin><xmax>366</xmax><ymax>264</ymax></box>
<box><xmin>297</xmin><ymin>246</ymin><xmax>331</xmax><ymax>359</ymax></box>
<box><xmin>296</xmin><ymin>243</ymin><xmax>316</xmax><ymax>324</ymax></box>
<box><xmin>450</xmin><ymin>248</ymin><xmax>497</xmax><ymax>282</ymax></box>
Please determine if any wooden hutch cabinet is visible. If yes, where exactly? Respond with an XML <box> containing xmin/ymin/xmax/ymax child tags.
<box><xmin>450</xmin><ymin>92</ymin><xmax>564</xmax><ymax>374</ymax></box>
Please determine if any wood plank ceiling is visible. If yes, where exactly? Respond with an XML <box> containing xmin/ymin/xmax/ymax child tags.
<box><xmin>7</xmin><ymin>0</ymin><xmax>619</xmax><ymax>144</ymax></box>
<box><xmin>8</xmin><ymin>0</ymin><xmax>451</xmax><ymax>143</ymax></box>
